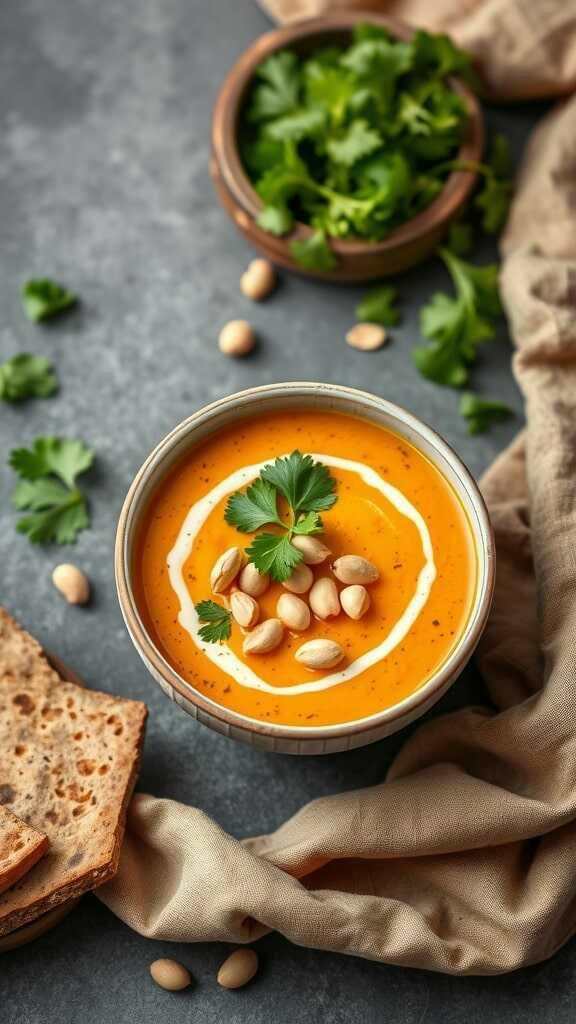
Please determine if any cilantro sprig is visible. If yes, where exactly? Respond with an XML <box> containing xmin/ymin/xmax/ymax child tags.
<box><xmin>9</xmin><ymin>437</ymin><xmax>94</xmax><ymax>544</ymax></box>
<box><xmin>356</xmin><ymin>285</ymin><xmax>400</xmax><ymax>326</ymax></box>
<box><xmin>459</xmin><ymin>393</ymin><xmax>513</xmax><ymax>435</ymax></box>
<box><xmin>0</xmin><ymin>354</ymin><xmax>58</xmax><ymax>402</ymax></box>
<box><xmin>22</xmin><ymin>279</ymin><xmax>77</xmax><ymax>322</ymax></box>
<box><xmin>225</xmin><ymin>451</ymin><xmax>337</xmax><ymax>583</ymax></box>
<box><xmin>413</xmin><ymin>248</ymin><xmax>502</xmax><ymax>388</ymax></box>
<box><xmin>195</xmin><ymin>600</ymin><xmax>232</xmax><ymax>644</ymax></box>
<box><xmin>241</xmin><ymin>23</ymin><xmax>476</xmax><ymax>271</ymax></box>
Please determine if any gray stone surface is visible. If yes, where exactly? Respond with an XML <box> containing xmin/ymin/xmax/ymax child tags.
<box><xmin>0</xmin><ymin>0</ymin><xmax>571</xmax><ymax>1021</ymax></box>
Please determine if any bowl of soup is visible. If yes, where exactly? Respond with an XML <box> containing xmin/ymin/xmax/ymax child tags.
<box><xmin>115</xmin><ymin>383</ymin><xmax>494</xmax><ymax>754</ymax></box>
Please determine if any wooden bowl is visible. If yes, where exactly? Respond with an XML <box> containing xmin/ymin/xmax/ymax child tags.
<box><xmin>210</xmin><ymin>12</ymin><xmax>484</xmax><ymax>283</ymax></box>
<box><xmin>115</xmin><ymin>383</ymin><xmax>495</xmax><ymax>754</ymax></box>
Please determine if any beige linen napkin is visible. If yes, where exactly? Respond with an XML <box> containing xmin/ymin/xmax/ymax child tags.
<box><xmin>98</xmin><ymin>1</ymin><xmax>576</xmax><ymax>973</ymax></box>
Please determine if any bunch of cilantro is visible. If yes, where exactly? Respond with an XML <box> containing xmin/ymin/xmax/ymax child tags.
<box><xmin>240</xmin><ymin>23</ymin><xmax>476</xmax><ymax>270</ymax></box>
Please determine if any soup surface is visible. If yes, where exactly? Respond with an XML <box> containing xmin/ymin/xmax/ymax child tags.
<box><xmin>134</xmin><ymin>409</ymin><xmax>477</xmax><ymax>727</ymax></box>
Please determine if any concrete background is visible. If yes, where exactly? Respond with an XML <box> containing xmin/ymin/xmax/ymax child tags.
<box><xmin>1</xmin><ymin>0</ymin><xmax>570</xmax><ymax>1021</ymax></box>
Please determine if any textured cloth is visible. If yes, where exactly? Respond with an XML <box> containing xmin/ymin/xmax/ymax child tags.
<box><xmin>98</xmin><ymin>1</ymin><xmax>576</xmax><ymax>974</ymax></box>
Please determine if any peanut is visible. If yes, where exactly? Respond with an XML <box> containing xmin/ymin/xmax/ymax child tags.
<box><xmin>295</xmin><ymin>639</ymin><xmax>345</xmax><ymax>670</ymax></box>
<box><xmin>240</xmin><ymin>258</ymin><xmax>276</xmax><ymax>301</ymax></box>
<box><xmin>332</xmin><ymin>555</ymin><xmax>379</xmax><ymax>585</ymax></box>
<box><xmin>149</xmin><ymin>958</ymin><xmax>192</xmax><ymax>991</ymax></box>
<box><xmin>51</xmin><ymin>564</ymin><xmax>90</xmax><ymax>605</ymax></box>
<box><xmin>238</xmin><ymin>562</ymin><xmax>270</xmax><ymax>597</ymax></box>
<box><xmin>291</xmin><ymin>535</ymin><xmax>331</xmax><ymax>565</ymax></box>
<box><xmin>217</xmin><ymin>948</ymin><xmax>259</xmax><ymax>990</ymax></box>
<box><xmin>243</xmin><ymin>618</ymin><xmax>284</xmax><ymax>655</ymax></box>
<box><xmin>309</xmin><ymin>577</ymin><xmax>340</xmax><ymax>619</ymax></box>
<box><xmin>276</xmin><ymin>593</ymin><xmax>310</xmax><ymax>631</ymax></box>
<box><xmin>218</xmin><ymin>319</ymin><xmax>255</xmax><ymax>357</ymax></box>
<box><xmin>340</xmin><ymin>584</ymin><xmax>370</xmax><ymax>620</ymax></box>
<box><xmin>230</xmin><ymin>590</ymin><xmax>260</xmax><ymax>629</ymax></box>
<box><xmin>210</xmin><ymin>547</ymin><xmax>244</xmax><ymax>594</ymax></box>
<box><xmin>346</xmin><ymin>323</ymin><xmax>388</xmax><ymax>351</ymax></box>
<box><xmin>282</xmin><ymin>562</ymin><xmax>313</xmax><ymax>594</ymax></box>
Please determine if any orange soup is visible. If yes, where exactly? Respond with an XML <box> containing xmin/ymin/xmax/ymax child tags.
<box><xmin>134</xmin><ymin>410</ymin><xmax>476</xmax><ymax>727</ymax></box>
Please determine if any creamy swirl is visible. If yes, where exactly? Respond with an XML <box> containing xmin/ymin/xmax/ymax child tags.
<box><xmin>167</xmin><ymin>454</ymin><xmax>436</xmax><ymax>696</ymax></box>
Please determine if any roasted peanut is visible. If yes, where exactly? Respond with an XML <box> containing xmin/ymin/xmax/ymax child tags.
<box><xmin>52</xmin><ymin>564</ymin><xmax>90</xmax><ymax>605</ymax></box>
<box><xmin>295</xmin><ymin>639</ymin><xmax>345</xmax><ymax>670</ymax></box>
<box><xmin>210</xmin><ymin>547</ymin><xmax>244</xmax><ymax>594</ymax></box>
<box><xmin>238</xmin><ymin>562</ymin><xmax>270</xmax><ymax>597</ymax></box>
<box><xmin>309</xmin><ymin>577</ymin><xmax>340</xmax><ymax>619</ymax></box>
<box><xmin>218</xmin><ymin>319</ymin><xmax>255</xmax><ymax>357</ymax></box>
<box><xmin>217</xmin><ymin>949</ymin><xmax>259</xmax><ymax>990</ymax></box>
<box><xmin>346</xmin><ymin>323</ymin><xmax>388</xmax><ymax>351</ymax></box>
<box><xmin>291</xmin><ymin>535</ymin><xmax>331</xmax><ymax>565</ymax></box>
<box><xmin>282</xmin><ymin>562</ymin><xmax>313</xmax><ymax>594</ymax></box>
<box><xmin>149</xmin><ymin>958</ymin><xmax>192</xmax><ymax>991</ymax></box>
<box><xmin>230</xmin><ymin>590</ymin><xmax>260</xmax><ymax>629</ymax></box>
<box><xmin>243</xmin><ymin>618</ymin><xmax>284</xmax><ymax>655</ymax></box>
<box><xmin>240</xmin><ymin>258</ymin><xmax>276</xmax><ymax>301</ymax></box>
<box><xmin>340</xmin><ymin>584</ymin><xmax>370</xmax><ymax>620</ymax></box>
<box><xmin>332</xmin><ymin>555</ymin><xmax>379</xmax><ymax>585</ymax></box>
<box><xmin>276</xmin><ymin>593</ymin><xmax>310</xmax><ymax>631</ymax></box>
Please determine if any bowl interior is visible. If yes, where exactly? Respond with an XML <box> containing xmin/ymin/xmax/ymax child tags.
<box><xmin>214</xmin><ymin>13</ymin><xmax>483</xmax><ymax>255</ymax></box>
<box><xmin>117</xmin><ymin>383</ymin><xmax>494</xmax><ymax>740</ymax></box>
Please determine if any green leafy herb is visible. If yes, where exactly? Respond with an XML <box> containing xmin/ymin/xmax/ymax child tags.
<box><xmin>22</xmin><ymin>279</ymin><xmax>77</xmax><ymax>322</ymax></box>
<box><xmin>446</xmin><ymin>220</ymin><xmax>474</xmax><ymax>256</ymax></box>
<box><xmin>459</xmin><ymin>392</ymin><xmax>513</xmax><ymax>434</ymax></box>
<box><xmin>9</xmin><ymin>437</ymin><xmax>94</xmax><ymax>544</ymax></box>
<box><xmin>290</xmin><ymin>231</ymin><xmax>337</xmax><ymax>271</ymax></box>
<box><xmin>225</xmin><ymin>451</ymin><xmax>337</xmax><ymax>582</ymax></box>
<box><xmin>194</xmin><ymin>600</ymin><xmax>232</xmax><ymax>644</ymax></box>
<box><xmin>240</xmin><ymin>23</ymin><xmax>478</xmax><ymax>267</ymax></box>
<box><xmin>356</xmin><ymin>284</ymin><xmax>400</xmax><ymax>325</ymax></box>
<box><xmin>0</xmin><ymin>354</ymin><xmax>58</xmax><ymax>402</ymax></box>
<box><xmin>413</xmin><ymin>248</ymin><xmax>502</xmax><ymax>388</ymax></box>
<box><xmin>474</xmin><ymin>134</ymin><xmax>513</xmax><ymax>234</ymax></box>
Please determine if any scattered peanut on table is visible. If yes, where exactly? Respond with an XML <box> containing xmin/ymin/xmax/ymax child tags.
<box><xmin>51</xmin><ymin>563</ymin><xmax>90</xmax><ymax>605</ymax></box>
<box><xmin>217</xmin><ymin>948</ymin><xmax>259</xmax><ymax>990</ymax></box>
<box><xmin>218</xmin><ymin>319</ymin><xmax>255</xmax><ymax>357</ymax></box>
<box><xmin>346</xmin><ymin>323</ymin><xmax>388</xmax><ymax>351</ymax></box>
<box><xmin>240</xmin><ymin>258</ymin><xmax>276</xmax><ymax>301</ymax></box>
<box><xmin>149</xmin><ymin>958</ymin><xmax>192</xmax><ymax>991</ymax></box>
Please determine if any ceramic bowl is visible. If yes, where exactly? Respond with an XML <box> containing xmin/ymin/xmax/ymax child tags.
<box><xmin>115</xmin><ymin>383</ymin><xmax>495</xmax><ymax>754</ymax></box>
<box><xmin>210</xmin><ymin>13</ymin><xmax>484</xmax><ymax>282</ymax></box>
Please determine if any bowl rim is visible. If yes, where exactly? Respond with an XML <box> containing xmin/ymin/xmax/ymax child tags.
<box><xmin>211</xmin><ymin>11</ymin><xmax>484</xmax><ymax>257</ymax></box>
<box><xmin>115</xmin><ymin>382</ymin><xmax>495</xmax><ymax>741</ymax></box>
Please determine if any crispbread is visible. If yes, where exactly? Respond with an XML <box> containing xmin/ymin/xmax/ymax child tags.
<box><xmin>0</xmin><ymin>807</ymin><xmax>49</xmax><ymax>895</ymax></box>
<box><xmin>0</xmin><ymin>609</ymin><xmax>147</xmax><ymax>937</ymax></box>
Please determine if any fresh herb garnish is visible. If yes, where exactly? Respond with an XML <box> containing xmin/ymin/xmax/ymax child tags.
<box><xmin>241</xmin><ymin>23</ymin><xmax>476</xmax><ymax>270</ymax></box>
<box><xmin>445</xmin><ymin>220</ymin><xmax>474</xmax><ymax>256</ymax></box>
<box><xmin>356</xmin><ymin>284</ymin><xmax>400</xmax><ymax>326</ymax></box>
<box><xmin>474</xmin><ymin>134</ymin><xmax>513</xmax><ymax>234</ymax></box>
<box><xmin>195</xmin><ymin>600</ymin><xmax>232</xmax><ymax>644</ymax></box>
<box><xmin>413</xmin><ymin>248</ymin><xmax>501</xmax><ymax>388</ymax></box>
<box><xmin>9</xmin><ymin>437</ymin><xmax>94</xmax><ymax>544</ymax></box>
<box><xmin>0</xmin><ymin>354</ymin><xmax>58</xmax><ymax>402</ymax></box>
<box><xmin>459</xmin><ymin>393</ymin><xmax>513</xmax><ymax>434</ymax></box>
<box><xmin>225</xmin><ymin>451</ymin><xmax>337</xmax><ymax>582</ymax></box>
<box><xmin>22</xmin><ymin>279</ymin><xmax>77</xmax><ymax>322</ymax></box>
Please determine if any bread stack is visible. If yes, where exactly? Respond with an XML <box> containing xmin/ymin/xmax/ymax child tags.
<box><xmin>0</xmin><ymin>608</ymin><xmax>147</xmax><ymax>939</ymax></box>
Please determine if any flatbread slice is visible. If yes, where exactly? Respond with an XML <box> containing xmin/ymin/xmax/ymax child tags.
<box><xmin>0</xmin><ymin>609</ymin><xmax>147</xmax><ymax>937</ymax></box>
<box><xmin>0</xmin><ymin>807</ymin><xmax>49</xmax><ymax>895</ymax></box>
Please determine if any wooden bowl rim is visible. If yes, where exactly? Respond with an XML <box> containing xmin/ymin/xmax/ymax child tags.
<box><xmin>211</xmin><ymin>11</ymin><xmax>484</xmax><ymax>257</ymax></box>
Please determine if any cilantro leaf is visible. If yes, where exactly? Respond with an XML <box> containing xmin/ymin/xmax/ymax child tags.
<box><xmin>474</xmin><ymin>135</ymin><xmax>513</xmax><ymax>234</ymax></box>
<box><xmin>260</xmin><ymin>451</ymin><xmax>337</xmax><ymax>516</ymax></box>
<box><xmin>195</xmin><ymin>600</ymin><xmax>232</xmax><ymax>644</ymax></box>
<box><xmin>446</xmin><ymin>220</ymin><xmax>474</xmax><ymax>256</ymax></box>
<box><xmin>265</xmin><ymin>106</ymin><xmax>327</xmax><ymax>142</ymax></box>
<box><xmin>413</xmin><ymin>248</ymin><xmax>502</xmax><ymax>388</ymax></box>
<box><xmin>292</xmin><ymin>510</ymin><xmax>323</xmax><ymax>536</ymax></box>
<box><xmin>245</xmin><ymin>532</ymin><xmax>302</xmax><ymax>583</ymax></box>
<box><xmin>290</xmin><ymin>230</ymin><xmax>336</xmax><ymax>271</ymax></box>
<box><xmin>459</xmin><ymin>393</ymin><xmax>513</xmax><ymax>434</ymax></box>
<box><xmin>356</xmin><ymin>285</ymin><xmax>400</xmax><ymax>326</ymax></box>
<box><xmin>248</xmin><ymin>52</ymin><xmax>300</xmax><ymax>121</ymax></box>
<box><xmin>411</xmin><ymin>29</ymin><xmax>477</xmax><ymax>85</ymax></box>
<box><xmin>0</xmin><ymin>354</ymin><xmax>58</xmax><ymax>402</ymax></box>
<box><xmin>9</xmin><ymin>437</ymin><xmax>94</xmax><ymax>544</ymax></box>
<box><xmin>22</xmin><ymin>279</ymin><xmax>77</xmax><ymax>321</ymax></box>
<box><xmin>326</xmin><ymin>119</ymin><xmax>382</xmax><ymax>166</ymax></box>
<box><xmin>225</xmin><ymin>478</ymin><xmax>282</xmax><ymax>533</ymax></box>
<box><xmin>304</xmin><ymin>62</ymin><xmax>355</xmax><ymax>124</ymax></box>
<box><xmin>256</xmin><ymin>204</ymin><xmax>294</xmax><ymax>236</ymax></box>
